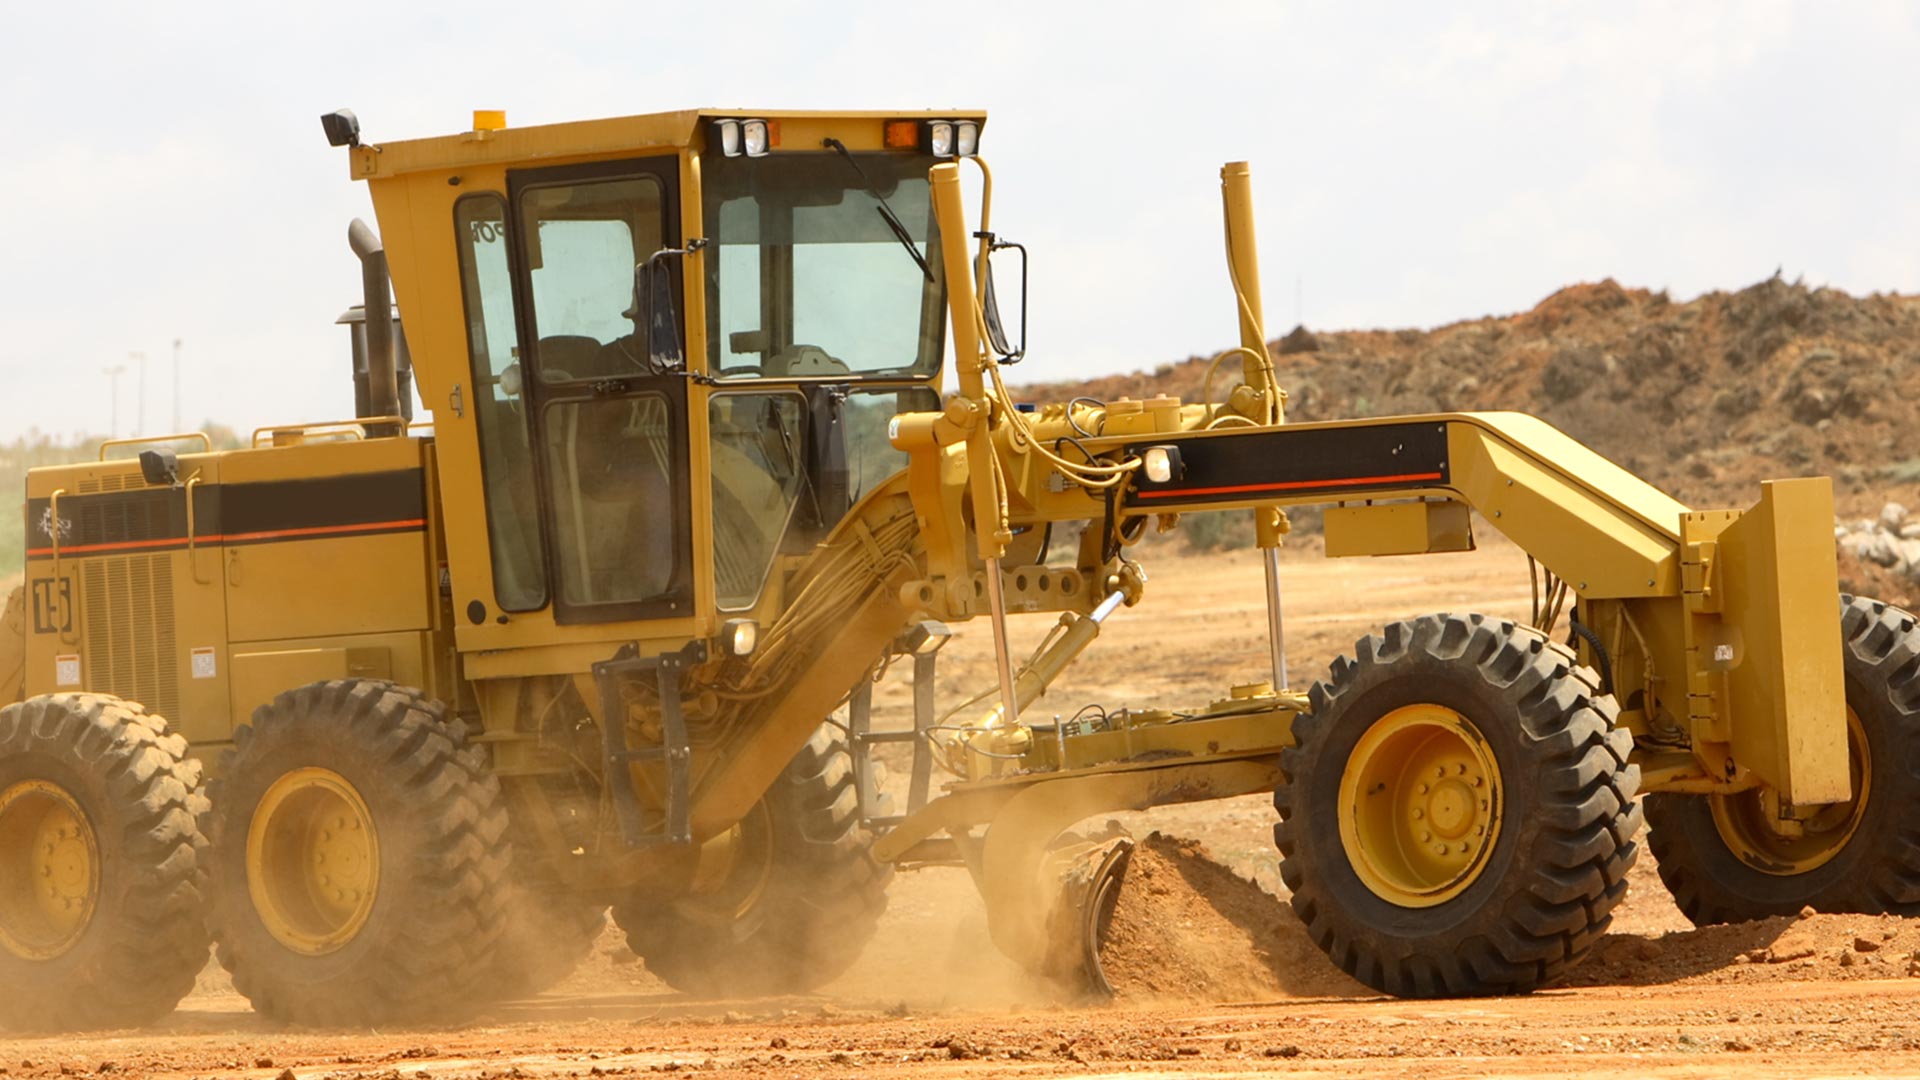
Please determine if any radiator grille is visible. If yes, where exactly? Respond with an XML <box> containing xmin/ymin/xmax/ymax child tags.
<box><xmin>81</xmin><ymin>554</ymin><xmax>179</xmax><ymax>720</ymax></box>
<box><xmin>77</xmin><ymin>469</ymin><xmax>142</xmax><ymax>494</ymax></box>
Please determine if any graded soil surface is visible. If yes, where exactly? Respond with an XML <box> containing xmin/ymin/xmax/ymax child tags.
<box><xmin>9</xmin><ymin>535</ymin><xmax>1920</xmax><ymax>1077</ymax></box>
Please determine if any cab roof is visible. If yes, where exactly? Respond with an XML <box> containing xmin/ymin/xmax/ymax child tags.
<box><xmin>347</xmin><ymin>107</ymin><xmax>989</xmax><ymax>180</ymax></box>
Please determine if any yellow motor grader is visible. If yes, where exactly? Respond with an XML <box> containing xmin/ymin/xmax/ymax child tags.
<box><xmin>1</xmin><ymin>105</ymin><xmax>1913</xmax><ymax>1029</ymax></box>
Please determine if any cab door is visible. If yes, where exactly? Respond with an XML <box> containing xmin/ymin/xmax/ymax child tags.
<box><xmin>505</xmin><ymin>157</ymin><xmax>695</xmax><ymax>626</ymax></box>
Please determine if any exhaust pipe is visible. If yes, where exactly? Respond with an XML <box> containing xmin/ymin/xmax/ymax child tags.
<box><xmin>348</xmin><ymin>218</ymin><xmax>403</xmax><ymax>436</ymax></box>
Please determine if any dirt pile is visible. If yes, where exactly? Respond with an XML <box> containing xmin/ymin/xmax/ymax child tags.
<box><xmin>1570</xmin><ymin>908</ymin><xmax>1920</xmax><ymax>988</ymax></box>
<box><xmin>1020</xmin><ymin>276</ymin><xmax>1920</xmax><ymax>522</ymax></box>
<box><xmin>1096</xmin><ymin>832</ymin><xmax>1366</xmax><ymax>1002</ymax></box>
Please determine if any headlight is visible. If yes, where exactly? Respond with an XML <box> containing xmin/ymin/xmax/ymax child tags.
<box><xmin>712</xmin><ymin>119</ymin><xmax>742</xmax><ymax>157</ymax></box>
<box><xmin>955</xmin><ymin>121</ymin><xmax>979</xmax><ymax>157</ymax></box>
<box><xmin>722</xmin><ymin>618</ymin><xmax>758</xmax><ymax>656</ymax></box>
<box><xmin>742</xmin><ymin>119</ymin><xmax>771</xmax><ymax>157</ymax></box>
<box><xmin>1143</xmin><ymin>445</ymin><xmax>1183</xmax><ymax>484</ymax></box>
<box><xmin>926</xmin><ymin>120</ymin><xmax>954</xmax><ymax>158</ymax></box>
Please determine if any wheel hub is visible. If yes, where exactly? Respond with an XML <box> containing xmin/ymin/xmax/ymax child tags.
<box><xmin>1338</xmin><ymin>704</ymin><xmax>1504</xmax><ymax>908</ymax></box>
<box><xmin>246</xmin><ymin>768</ymin><xmax>380</xmax><ymax>956</ymax></box>
<box><xmin>0</xmin><ymin>780</ymin><xmax>101</xmax><ymax>960</ymax></box>
<box><xmin>1712</xmin><ymin>707</ymin><xmax>1870</xmax><ymax>875</ymax></box>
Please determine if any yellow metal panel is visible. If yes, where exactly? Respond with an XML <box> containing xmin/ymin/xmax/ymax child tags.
<box><xmin>1324</xmin><ymin>500</ymin><xmax>1474</xmax><ymax>558</ymax></box>
<box><xmin>1713</xmin><ymin>479</ymin><xmax>1849</xmax><ymax>804</ymax></box>
<box><xmin>1448</xmin><ymin>416</ymin><xmax>1683</xmax><ymax>598</ymax></box>
<box><xmin>228</xmin><ymin>646</ymin><xmax>393</xmax><ymax>726</ymax></box>
<box><xmin>20</xmin><ymin>455</ymin><xmax>231</xmax><ymax>744</ymax></box>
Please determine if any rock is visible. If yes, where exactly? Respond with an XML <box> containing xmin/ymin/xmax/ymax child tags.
<box><xmin>1900</xmin><ymin>538</ymin><xmax>1920</xmax><ymax>572</ymax></box>
<box><xmin>1636</xmin><ymin>940</ymin><xmax>1663</xmax><ymax>961</ymax></box>
<box><xmin>1884</xmin><ymin>503</ymin><xmax>1910</xmax><ymax>531</ymax></box>
<box><xmin>1855</xmin><ymin>936</ymin><xmax>1883</xmax><ymax>953</ymax></box>
<box><xmin>1905</xmin><ymin>523</ymin><xmax>1920</xmax><ymax>540</ymax></box>
<box><xmin>1265</xmin><ymin>1045</ymin><xmax>1303</xmax><ymax>1058</ymax></box>
<box><xmin>1862</xmin><ymin>532</ymin><xmax>1901</xmax><ymax>568</ymax></box>
<box><xmin>1799</xmin><ymin>905</ymin><xmax>1819</xmax><ymax>919</ymax></box>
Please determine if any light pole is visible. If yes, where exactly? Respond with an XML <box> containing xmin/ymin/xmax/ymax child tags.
<box><xmin>171</xmin><ymin>339</ymin><xmax>182</xmax><ymax>432</ymax></box>
<box><xmin>102</xmin><ymin>364</ymin><xmax>127</xmax><ymax>438</ymax></box>
<box><xmin>130</xmin><ymin>351</ymin><xmax>147</xmax><ymax>437</ymax></box>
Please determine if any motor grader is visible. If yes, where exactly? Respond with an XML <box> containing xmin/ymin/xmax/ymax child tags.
<box><xmin>1</xmin><ymin>104</ymin><xmax>1914</xmax><ymax>1030</ymax></box>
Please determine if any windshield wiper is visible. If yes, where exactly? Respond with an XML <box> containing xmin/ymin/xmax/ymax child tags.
<box><xmin>824</xmin><ymin>137</ymin><xmax>934</xmax><ymax>284</ymax></box>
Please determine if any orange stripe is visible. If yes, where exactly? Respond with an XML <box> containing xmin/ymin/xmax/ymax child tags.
<box><xmin>25</xmin><ymin>518</ymin><xmax>425</xmax><ymax>559</ymax></box>
<box><xmin>1137</xmin><ymin>471</ymin><xmax>1445</xmax><ymax>499</ymax></box>
<box><xmin>219</xmin><ymin>518</ymin><xmax>427</xmax><ymax>543</ymax></box>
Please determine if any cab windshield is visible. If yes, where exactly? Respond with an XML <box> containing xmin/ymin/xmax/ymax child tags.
<box><xmin>704</xmin><ymin>151</ymin><xmax>945</xmax><ymax>379</ymax></box>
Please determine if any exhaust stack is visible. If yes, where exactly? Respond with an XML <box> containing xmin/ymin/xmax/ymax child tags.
<box><xmin>347</xmin><ymin>218</ymin><xmax>404</xmax><ymax>436</ymax></box>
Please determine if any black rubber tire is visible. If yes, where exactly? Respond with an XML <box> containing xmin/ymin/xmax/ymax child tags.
<box><xmin>1275</xmin><ymin>613</ymin><xmax>1642</xmax><ymax>997</ymax></box>
<box><xmin>0</xmin><ymin>693</ymin><xmax>210</xmax><ymax>1031</ymax></box>
<box><xmin>1645</xmin><ymin>595</ymin><xmax>1920</xmax><ymax>924</ymax></box>
<box><xmin>613</xmin><ymin>723</ymin><xmax>889</xmax><ymax>995</ymax></box>
<box><xmin>206</xmin><ymin>680</ymin><xmax>512</xmax><ymax>1026</ymax></box>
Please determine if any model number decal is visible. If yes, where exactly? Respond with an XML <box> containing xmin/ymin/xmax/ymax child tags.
<box><xmin>30</xmin><ymin>578</ymin><xmax>72</xmax><ymax>635</ymax></box>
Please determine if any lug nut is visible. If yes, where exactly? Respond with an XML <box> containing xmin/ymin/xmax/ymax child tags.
<box><xmin>1432</xmin><ymin>842</ymin><xmax>1448</xmax><ymax>856</ymax></box>
<box><xmin>1416</xmin><ymin>782</ymin><xmax>1429</xmax><ymax>794</ymax></box>
<box><xmin>1421</xmin><ymin>830</ymin><xmax>1432</xmax><ymax>843</ymax></box>
<box><xmin>1434</xmin><ymin>766</ymin><xmax>1446</xmax><ymax>779</ymax></box>
<box><xmin>1412</xmin><ymin>808</ymin><xmax>1425</xmax><ymax>820</ymax></box>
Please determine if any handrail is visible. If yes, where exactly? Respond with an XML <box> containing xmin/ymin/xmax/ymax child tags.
<box><xmin>98</xmin><ymin>432</ymin><xmax>212</xmax><ymax>461</ymax></box>
<box><xmin>249</xmin><ymin>416</ymin><xmax>407</xmax><ymax>448</ymax></box>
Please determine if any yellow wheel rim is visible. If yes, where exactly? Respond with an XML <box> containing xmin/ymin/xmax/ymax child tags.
<box><xmin>1711</xmin><ymin>707</ymin><xmax>1870</xmax><ymax>875</ymax></box>
<box><xmin>246</xmin><ymin>768</ymin><xmax>379</xmax><ymax>956</ymax></box>
<box><xmin>0</xmin><ymin>780</ymin><xmax>101</xmax><ymax>960</ymax></box>
<box><xmin>1338</xmin><ymin>704</ymin><xmax>1505</xmax><ymax>908</ymax></box>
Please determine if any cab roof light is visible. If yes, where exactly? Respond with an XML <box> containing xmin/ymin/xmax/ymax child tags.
<box><xmin>924</xmin><ymin>120</ymin><xmax>954</xmax><ymax>158</ymax></box>
<box><xmin>921</xmin><ymin>119</ymin><xmax>980</xmax><ymax>158</ymax></box>
<box><xmin>742</xmin><ymin>118</ymin><xmax>778</xmax><ymax>156</ymax></box>
<box><xmin>884</xmin><ymin>119</ymin><xmax>919</xmax><ymax>149</ymax></box>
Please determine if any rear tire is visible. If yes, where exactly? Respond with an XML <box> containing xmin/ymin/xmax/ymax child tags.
<box><xmin>613</xmin><ymin>723</ymin><xmax>889</xmax><ymax>995</ymax></box>
<box><xmin>0</xmin><ymin>693</ymin><xmax>210</xmax><ymax>1031</ymax></box>
<box><xmin>1645</xmin><ymin>595</ymin><xmax>1920</xmax><ymax>924</ymax></box>
<box><xmin>1275</xmin><ymin>613</ymin><xmax>1641</xmax><ymax>997</ymax></box>
<box><xmin>206</xmin><ymin>680</ymin><xmax>512</xmax><ymax>1026</ymax></box>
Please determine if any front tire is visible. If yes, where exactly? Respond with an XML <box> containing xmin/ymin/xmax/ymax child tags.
<box><xmin>206</xmin><ymin>680</ymin><xmax>511</xmax><ymax>1026</ymax></box>
<box><xmin>613</xmin><ymin>723</ymin><xmax>889</xmax><ymax>995</ymax></box>
<box><xmin>0</xmin><ymin>693</ymin><xmax>210</xmax><ymax>1031</ymax></box>
<box><xmin>1645</xmin><ymin>595</ymin><xmax>1920</xmax><ymax>924</ymax></box>
<box><xmin>1275</xmin><ymin>613</ymin><xmax>1641</xmax><ymax>997</ymax></box>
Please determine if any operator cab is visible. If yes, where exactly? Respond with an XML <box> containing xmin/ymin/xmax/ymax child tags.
<box><xmin>357</xmin><ymin>110</ymin><xmax>976</xmax><ymax>636</ymax></box>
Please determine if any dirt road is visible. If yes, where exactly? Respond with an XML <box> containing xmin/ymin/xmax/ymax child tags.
<box><xmin>8</xmin><ymin>530</ymin><xmax>1920</xmax><ymax>1078</ymax></box>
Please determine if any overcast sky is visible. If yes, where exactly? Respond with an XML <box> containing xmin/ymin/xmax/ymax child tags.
<box><xmin>3</xmin><ymin>1</ymin><xmax>1915</xmax><ymax>440</ymax></box>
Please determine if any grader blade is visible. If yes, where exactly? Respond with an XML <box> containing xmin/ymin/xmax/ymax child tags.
<box><xmin>931</xmin><ymin>760</ymin><xmax>1281</xmax><ymax>986</ymax></box>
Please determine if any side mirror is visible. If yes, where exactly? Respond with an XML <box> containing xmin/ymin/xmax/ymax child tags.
<box><xmin>981</xmin><ymin>238</ymin><xmax>1027</xmax><ymax>364</ymax></box>
<box><xmin>631</xmin><ymin>249</ymin><xmax>687</xmax><ymax>372</ymax></box>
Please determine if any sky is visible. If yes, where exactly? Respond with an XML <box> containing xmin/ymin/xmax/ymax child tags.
<box><xmin>3</xmin><ymin>1</ymin><xmax>1917</xmax><ymax>440</ymax></box>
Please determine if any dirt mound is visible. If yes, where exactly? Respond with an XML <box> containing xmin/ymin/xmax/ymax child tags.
<box><xmin>1019</xmin><ymin>275</ymin><xmax>1920</xmax><ymax>524</ymax></box>
<box><xmin>1566</xmin><ymin>909</ymin><xmax>1920</xmax><ymax>988</ymax></box>
<box><xmin>1096</xmin><ymin>832</ymin><xmax>1366</xmax><ymax>1002</ymax></box>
